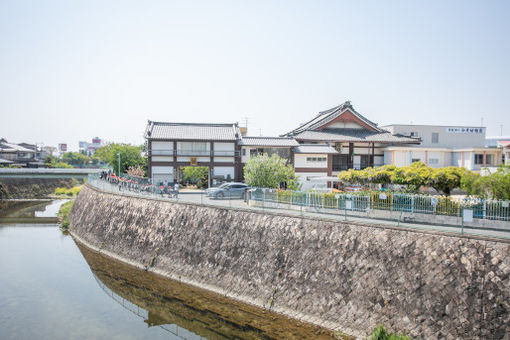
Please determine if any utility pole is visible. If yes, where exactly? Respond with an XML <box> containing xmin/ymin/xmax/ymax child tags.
<box><xmin>244</xmin><ymin>117</ymin><xmax>249</xmax><ymax>133</ymax></box>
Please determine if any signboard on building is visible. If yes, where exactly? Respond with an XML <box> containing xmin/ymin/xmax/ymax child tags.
<box><xmin>446</xmin><ymin>127</ymin><xmax>484</xmax><ymax>134</ymax></box>
<box><xmin>190</xmin><ymin>157</ymin><xmax>198</xmax><ymax>166</ymax></box>
<box><xmin>58</xmin><ymin>143</ymin><xmax>67</xmax><ymax>152</ymax></box>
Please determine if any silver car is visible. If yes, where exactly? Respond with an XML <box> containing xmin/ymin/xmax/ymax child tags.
<box><xmin>206</xmin><ymin>182</ymin><xmax>249</xmax><ymax>199</ymax></box>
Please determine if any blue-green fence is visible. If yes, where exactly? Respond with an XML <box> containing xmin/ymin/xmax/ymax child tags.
<box><xmin>250</xmin><ymin>188</ymin><xmax>510</xmax><ymax>222</ymax></box>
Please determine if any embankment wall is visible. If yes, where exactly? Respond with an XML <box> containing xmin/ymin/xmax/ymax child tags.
<box><xmin>70</xmin><ymin>184</ymin><xmax>510</xmax><ymax>339</ymax></box>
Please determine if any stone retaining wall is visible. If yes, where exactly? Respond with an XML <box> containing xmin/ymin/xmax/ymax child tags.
<box><xmin>70</xmin><ymin>184</ymin><xmax>510</xmax><ymax>339</ymax></box>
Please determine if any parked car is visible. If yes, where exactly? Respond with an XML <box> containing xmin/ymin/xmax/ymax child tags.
<box><xmin>205</xmin><ymin>182</ymin><xmax>250</xmax><ymax>199</ymax></box>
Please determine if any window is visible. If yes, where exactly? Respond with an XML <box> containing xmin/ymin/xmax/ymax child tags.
<box><xmin>412</xmin><ymin>158</ymin><xmax>421</xmax><ymax>163</ymax></box>
<box><xmin>410</xmin><ymin>131</ymin><xmax>419</xmax><ymax>137</ymax></box>
<box><xmin>486</xmin><ymin>154</ymin><xmax>492</xmax><ymax>165</ymax></box>
<box><xmin>242</xmin><ymin>149</ymin><xmax>246</xmax><ymax>156</ymax></box>
<box><xmin>475</xmin><ymin>154</ymin><xmax>483</xmax><ymax>165</ymax></box>
<box><xmin>431</xmin><ymin>132</ymin><xmax>439</xmax><ymax>144</ymax></box>
<box><xmin>428</xmin><ymin>158</ymin><xmax>439</xmax><ymax>165</ymax></box>
<box><xmin>306</xmin><ymin>157</ymin><xmax>326</xmax><ymax>162</ymax></box>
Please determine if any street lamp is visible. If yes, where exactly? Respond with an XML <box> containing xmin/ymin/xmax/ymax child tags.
<box><xmin>117</xmin><ymin>152</ymin><xmax>121</xmax><ymax>176</ymax></box>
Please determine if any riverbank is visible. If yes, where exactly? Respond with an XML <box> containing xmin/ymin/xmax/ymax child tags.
<box><xmin>70</xmin><ymin>184</ymin><xmax>510</xmax><ymax>339</ymax></box>
<box><xmin>0</xmin><ymin>177</ymin><xmax>78</xmax><ymax>199</ymax></box>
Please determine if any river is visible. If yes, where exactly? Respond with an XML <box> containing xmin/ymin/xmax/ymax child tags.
<box><xmin>0</xmin><ymin>200</ymin><xmax>342</xmax><ymax>340</ymax></box>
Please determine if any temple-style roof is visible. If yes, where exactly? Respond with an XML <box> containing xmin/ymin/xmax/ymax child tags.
<box><xmin>294</xmin><ymin>144</ymin><xmax>339</xmax><ymax>154</ymax></box>
<box><xmin>286</xmin><ymin>101</ymin><xmax>382</xmax><ymax>136</ymax></box>
<box><xmin>240</xmin><ymin>137</ymin><xmax>298</xmax><ymax>147</ymax></box>
<box><xmin>145</xmin><ymin>121</ymin><xmax>241</xmax><ymax>141</ymax></box>
<box><xmin>293</xmin><ymin>129</ymin><xmax>420</xmax><ymax>144</ymax></box>
<box><xmin>284</xmin><ymin>101</ymin><xmax>420</xmax><ymax>145</ymax></box>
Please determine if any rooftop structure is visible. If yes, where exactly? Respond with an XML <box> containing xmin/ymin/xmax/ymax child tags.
<box><xmin>145</xmin><ymin>121</ymin><xmax>241</xmax><ymax>141</ymax></box>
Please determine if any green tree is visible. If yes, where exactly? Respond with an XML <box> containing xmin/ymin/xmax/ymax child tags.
<box><xmin>486</xmin><ymin>165</ymin><xmax>510</xmax><ymax>199</ymax></box>
<box><xmin>95</xmin><ymin>143</ymin><xmax>146</xmax><ymax>175</ymax></box>
<box><xmin>429</xmin><ymin>166</ymin><xmax>465</xmax><ymax>196</ymax></box>
<box><xmin>244</xmin><ymin>153</ymin><xmax>299</xmax><ymax>189</ymax></box>
<box><xmin>182</xmin><ymin>166</ymin><xmax>209</xmax><ymax>188</ymax></box>
<box><xmin>62</xmin><ymin>152</ymin><xmax>90</xmax><ymax>167</ymax></box>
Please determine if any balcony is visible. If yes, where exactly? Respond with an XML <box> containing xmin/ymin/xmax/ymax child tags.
<box><xmin>149</xmin><ymin>149</ymin><xmax>238</xmax><ymax>157</ymax></box>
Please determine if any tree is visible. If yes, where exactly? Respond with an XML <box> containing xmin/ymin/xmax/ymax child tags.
<box><xmin>429</xmin><ymin>166</ymin><xmax>465</xmax><ymax>195</ymax></box>
<box><xmin>182</xmin><ymin>166</ymin><xmax>209</xmax><ymax>188</ymax></box>
<box><xmin>243</xmin><ymin>153</ymin><xmax>299</xmax><ymax>189</ymax></box>
<box><xmin>126</xmin><ymin>165</ymin><xmax>145</xmax><ymax>177</ymax></box>
<box><xmin>462</xmin><ymin>165</ymin><xmax>510</xmax><ymax>199</ymax></box>
<box><xmin>62</xmin><ymin>152</ymin><xmax>90</xmax><ymax>167</ymax></box>
<box><xmin>95</xmin><ymin>143</ymin><xmax>146</xmax><ymax>175</ymax></box>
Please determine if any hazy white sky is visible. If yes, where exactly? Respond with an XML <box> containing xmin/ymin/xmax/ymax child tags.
<box><xmin>1</xmin><ymin>0</ymin><xmax>509</xmax><ymax>150</ymax></box>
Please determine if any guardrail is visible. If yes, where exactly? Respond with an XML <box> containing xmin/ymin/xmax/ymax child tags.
<box><xmin>250</xmin><ymin>188</ymin><xmax>510</xmax><ymax>222</ymax></box>
<box><xmin>86</xmin><ymin>174</ymin><xmax>510</xmax><ymax>239</ymax></box>
<box><xmin>148</xmin><ymin>150</ymin><xmax>237</xmax><ymax>157</ymax></box>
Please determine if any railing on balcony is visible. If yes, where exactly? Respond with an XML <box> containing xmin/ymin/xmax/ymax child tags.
<box><xmin>149</xmin><ymin>149</ymin><xmax>238</xmax><ymax>157</ymax></box>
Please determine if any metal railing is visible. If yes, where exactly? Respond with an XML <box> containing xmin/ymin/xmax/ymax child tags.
<box><xmin>148</xmin><ymin>149</ymin><xmax>237</xmax><ymax>157</ymax></box>
<box><xmin>86</xmin><ymin>173</ymin><xmax>510</xmax><ymax>239</ymax></box>
<box><xmin>250</xmin><ymin>188</ymin><xmax>510</xmax><ymax>222</ymax></box>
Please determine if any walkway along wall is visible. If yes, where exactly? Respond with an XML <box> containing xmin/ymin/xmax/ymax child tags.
<box><xmin>70</xmin><ymin>184</ymin><xmax>510</xmax><ymax>339</ymax></box>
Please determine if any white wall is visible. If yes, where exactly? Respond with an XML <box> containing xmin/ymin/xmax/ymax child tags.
<box><xmin>151</xmin><ymin>141</ymin><xmax>173</xmax><ymax>151</ymax></box>
<box><xmin>295</xmin><ymin>172</ymin><xmax>328</xmax><ymax>191</ymax></box>
<box><xmin>213</xmin><ymin>166</ymin><xmax>235</xmax><ymax>179</ymax></box>
<box><xmin>384</xmin><ymin>125</ymin><xmax>486</xmax><ymax>148</ymax></box>
<box><xmin>214</xmin><ymin>157</ymin><xmax>235</xmax><ymax>163</ymax></box>
<box><xmin>294</xmin><ymin>154</ymin><xmax>328</xmax><ymax>168</ymax></box>
<box><xmin>151</xmin><ymin>156</ymin><xmax>173</xmax><ymax>162</ymax></box>
<box><xmin>241</xmin><ymin>147</ymin><xmax>250</xmax><ymax>163</ymax></box>
<box><xmin>326</xmin><ymin>121</ymin><xmax>363</xmax><ymax>129</ymax></box>
<box><xmin>214</xmin><ymin>142</ymin><xmax>235</xmax><ymax>151</ymax></box>
<box><xmin>151</xmin><ymin>166</ymin><xmax>174</xmax><ymax>184</ymax></box>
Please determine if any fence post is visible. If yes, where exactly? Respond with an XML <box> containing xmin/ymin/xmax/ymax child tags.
<box><xmin>411</xmin><ymin>195</ymin><xmax>414</xmax><ymax>213</ymax></box>
<box><xmin>461</xmin><ymin>207</ymin><xmax>464</xmax><ymax>234</ymax></box>
<box><xmin>483</xmin><ymin>199</ymin><xmax>486</xmax><ymax>220</ymax></box>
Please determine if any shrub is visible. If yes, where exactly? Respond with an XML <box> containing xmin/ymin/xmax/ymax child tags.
<box><xmin>57</xmin><ymin>200</ymin><xmax>74</xmax><ymax>230</ymax></box>
<box><xmin>367</xmin><ymin>325</ymin><xmax>412</xmax><ymax>340</ymax></box>
<box><xmin>54</xmin><ymin>186</ymin><xmax>82</xmax><ymax>197</ymax></box>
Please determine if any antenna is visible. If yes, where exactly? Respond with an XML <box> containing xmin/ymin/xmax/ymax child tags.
<box><xmin>481</xmin><ymin>117</ymin><xmax>484</xmax><ymax>127</ymax></box>
<box><xmin>501</xmin><ymin>124</ymin><xmax>503</xmax><ymax>136</ymax></box>
<box><xmin>259</xmin><ymin>128</ymin><xmax>262</xmax><ymax>136</ymax></box>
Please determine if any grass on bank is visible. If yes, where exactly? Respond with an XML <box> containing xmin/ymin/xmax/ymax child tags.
<box><xmin>54</xmin><ymin>185</ymin><xmax>82</xmax><ymax>197</ymax></box>
<box><xmin>57</xmin><ymin>200</ymin><xmax>74</xmax><ymax>230</ymax></box>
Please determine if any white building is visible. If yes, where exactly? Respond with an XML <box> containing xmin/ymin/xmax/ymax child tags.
<box><xmin>382</xmin><ymin>124</ymin><xmax>503</xmax><ymax>171</ymax></box>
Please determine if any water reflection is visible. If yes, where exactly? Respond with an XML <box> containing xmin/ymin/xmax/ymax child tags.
<box><xmin>77</xmin><ymin>242</ymin><xmax>344</xmax><ymax>340</ymax></box>
<box><xmin>0</xmin><ymin>199</ymin><xmax>67</xmax><ymax>223</ymax></box>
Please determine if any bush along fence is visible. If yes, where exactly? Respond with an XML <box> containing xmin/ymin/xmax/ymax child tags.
<box><xmin>250</xmin><ymin>188</ymin><xmax>510</xmax><ymax>222</ymax></box>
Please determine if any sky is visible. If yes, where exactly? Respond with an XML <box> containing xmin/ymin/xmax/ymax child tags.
<box><xmin>1</xmin><ymin>0</ymin><xmax>509</xmax><ymax>151</ymax></box>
